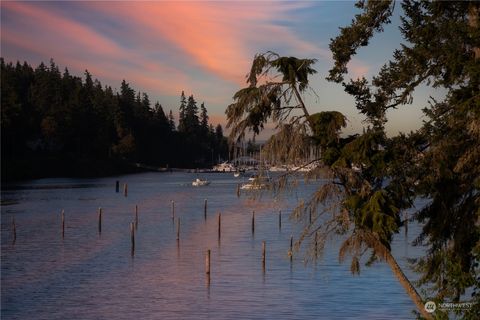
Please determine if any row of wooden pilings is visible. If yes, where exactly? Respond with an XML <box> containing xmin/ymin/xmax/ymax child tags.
<box><xmin>9</xmin><ymin>203</ymin><xmax>293</xmax><ymax>261</ymax></box>
<box><xmin>9</xmin><ymin>181</ymin><xmax>300</xmax><ymax>276</ymax></box>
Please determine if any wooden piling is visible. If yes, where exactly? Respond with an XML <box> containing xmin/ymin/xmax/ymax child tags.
<box><xmin>98</xmin><ymin>207</ymin><xmax>102</xmax><ymax>234</ymax></box>
<box><xmin>130</xmin><ymin>222</ymin><xmax>135</xmax><ymax>255</ymax></box>
<box><xmin>236</xmin><ymin>183</ymin><xmax>240</xmax><ymax>197</ymax></box>
<box><xmin>252</xmin><ymin>211</ymin><xmax>255</xmax><ymax>234</ymax></box>
<box><xmin>279</xmin><ymin>210</ymin><xmax>282</xmax><ymax>229</ymax></box>
<box><xmin>135</xmin><ymin>205</ymin><xmax>138</xmax><ymax>229</ymax></box>
<box><xmin>62</xmin><ymin>209</ymin><xmax>65</xmax><ymax>239</ymax></box>
<box><xmin>116</xmin><ymin>180</ymin><xmax>119</xmax><ymax>193</ymax></box>
<box><xmin>314</xmin><ymin>231</ymin><xmax>318</xmax><ymax>259</ymax></box>
<box><xmin>262</xmin><ymin>241</ymin><xmax>266</xmax><ymax>271</ymax></box>
<box><xmin>218</xmin><ymin>213</ymin><xmax>221</xmax><ymax>239</ymax></box>
<box><xmin>171</xmin><ymin>200</ymin><xmax>175</xmax><ymax>221</ymax></box>
<box><xmin>204</xmin><ymin>199</ymin><xmax>207</xmax><ymax>220</ymax></box>
<box><xmin>309</xmin><ymin>210</ymin><xmax>312</xmax><ymax>224</ymax></box>
<box><xmin>124</xmin><ymin>183</ymin><xmax>128</xmax><ymax>197</ymax></box>
<box><xmin>176</xmin><ymin>217</ymin><xmax>180</xmax><ymax>240</ymax></box>
<box><xmin>12</xmin><ymin>216</ymin><xmax>16</xmax><ymax>243</ymax></box>
<box><xmin>205</xmin><ymin>249</ymin><xmax>211</xmax><ymax>275</ymax></box>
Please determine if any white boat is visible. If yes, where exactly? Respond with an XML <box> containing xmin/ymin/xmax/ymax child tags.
<box><xmin>269</xmin><ymin>165</ymin><xmax>288</xmax><ymax>172</ymax></box>
<box><xmin>240</xmin><ymin>182</ymin><xmax>267</xmax><ymax>190</ymax></box>
<box><xmin>192</xmin><ymin>178</ymin><xmax>210</xmax><ymax>186</ymax></box>
<box><xmin>213</xmin><ymin>161</ymin><xmax>236</xmax><ymax>172</ymax></box>
<box><xmin>241</xmin><ymin>175</ymin><xmax>270</xmax><ymax>190</ymax></box>
<box><xmin>234</xmin><ymin>171</ymin><xmax>241</xmax><ymax>177</ymax></box>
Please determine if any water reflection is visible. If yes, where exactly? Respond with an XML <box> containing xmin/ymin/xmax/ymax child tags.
<box><xmin>1</xmin><ymin>172</ymin><xmax>424</xmax><ymax>319</ymax></box>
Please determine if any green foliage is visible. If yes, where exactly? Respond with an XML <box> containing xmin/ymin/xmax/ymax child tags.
<box><xmin>227</xmin><ymin>84</ymin><xmax>282</xmax><ymax>139</ymax></box>
<box><xmin>322</xmin><ymin>147</ymin><xmax>341</xmax><ymax>166</ymax></box>
<box><xmin>308</xmin><ymin>111</ymin><xmax>346</xmax><ymax>148</ymax></box>
<box><xmin>345</xmin><ymin>190</ymin><xmax>400</xmax><ymax>247</ymax></box>
<box><xmin>113</xmin><ymin>133</ymin><xmax>136</xmax><ymax>157</ymax></box>
<box><xmin>226</xmin><ymin>1</ymin><xmax>479</xmax><ymax>316</ymax></box>
<box><xmin>226</xmin><ymin>51</ymin><xmax>319</xmax><ymax>143</ymax></box>
<box><xmin>246</xmin><ymin>51</ymin><xmax>317</xmax><ymax>91</ymax></box>
<box><xmin>269</xmin><ymin>55</ymin><xmax>317</xmax><ymax>92</ymax></box>
<box><xmin>328</xmin><ymin>0</ymin><xmax>394</xmax><ymax>83</ymax></box>
<box><xmin>328</xmin><ymin>0</ymin><xmax>480</xmax><ymax>314</ymax></box>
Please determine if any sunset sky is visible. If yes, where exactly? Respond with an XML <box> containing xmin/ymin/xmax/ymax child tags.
<box><xmin>1</xmin><ymin>1</ymin><xmax>444</xmax><ymax>138</ymax></box>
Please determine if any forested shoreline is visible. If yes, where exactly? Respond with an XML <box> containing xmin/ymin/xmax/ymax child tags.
<box><xmin>1</xmin><ymin>58</ymin><xmax>229</xmax><ymax>181</ymax></box>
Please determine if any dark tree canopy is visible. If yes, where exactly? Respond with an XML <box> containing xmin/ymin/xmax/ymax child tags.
<box><xmin>1</xmin><ymin>58</ymin><xmax>229</xmax><ymax>180</ymax></box>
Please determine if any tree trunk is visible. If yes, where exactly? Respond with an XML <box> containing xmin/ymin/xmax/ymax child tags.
<box><xmin>382</xmin><ymin>243</ymin><xmax>433</xmax><ymax>320</ymax></box>
<box><xmin>292</xmin><ymin>85</ymin><xmax>310</xmax><ymax>118</ymax></box>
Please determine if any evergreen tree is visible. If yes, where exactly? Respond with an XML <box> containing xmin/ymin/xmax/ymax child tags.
<box><xmin>214</xmin><ymin>124</ymin><xmax>228</xmax><ymax>162</ymax></box>
<box><xmin>114</xmin><ymin>80</ymin><xmax>136</xmax><ymax>158</ymax></box>
<box><xmin>154</xmin><ymin>102</ymin><xmax>168</xmax><ymax>125</ymax></box>
<box><xmin>226</xmin><ymin>2</ymin><xmax>479</xmax><ymax>319</ymax></box>
<box><xmin>327</xmin><ymin>2</ymin><xmax>479</xmax><ymax>317</ymax></box>
<box><xmin>1</xmin><ymin>58</ymin><xmax>229</xmax><ymax>179</ymax></box>
<box><xmin>184</xmin><ymin>94</ymin><xmax>200</xmax><ymax>135</ymax></box>
<box><xmin>200</xmin><ymin>102</ymin><xmax>209</xmax><ymax>135</ymax></box>
<box><xmin>215</xmin><ymin>124</ymin><xmax>223</xmax><ymax>142</ymax></box>
<box><xmin>178</xmin><ymin>91</ymin><xmax>187</xmax><ymax>132</ymax></box>
<box><xmin>118</xmin><ymin>80</ymin><xmax>135</xmax><ymax>133</ymax></box>
<box><xmin>36</xmin><ymin>60</ymin><xmax>65</xmax><ymax>151</ymax></box>
<box><xmin>168</xmin><ymin>109</ymin><xmax>176</xmax><ymax>131</ymax></box>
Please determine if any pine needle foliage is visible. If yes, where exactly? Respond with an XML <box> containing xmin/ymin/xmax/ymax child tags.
<box><xmin>226</xmin><ymin>2</ymin><xmax>479</xmax><ymax>317</ymax></box>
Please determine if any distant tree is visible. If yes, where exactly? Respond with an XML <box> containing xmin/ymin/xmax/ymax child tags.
<box><xmin>117</xmin><ymin>80</ymin><xmax>135</xmax><ymax>134</ymax></box>
<box><xmin>153</xmin><ymin>102</ymin><xmax>168</xmax><ymax>124</ymax></box>
<box><xmin>214</xmin><ymin>124</ymin><xmax>228</xmax><ymax>162</ymax></box>
<box><xmin>35</xmin><ymin>60</ymin><xmax>66</xmax><ymax>151</ymax></box>
<box><xmin>183</xmin><ymin>94</ymin><xmax>200</xmax><ymax>135</ymax></box>
<box><xmin>215</xmin><ymin>124</ymin><xmax>223</xmax><ymax>142</ymax></box>
<box><xmin>113</xmin><ymin>80</ymin><xmax>136</xmax><ymax>158</ymax></box>
<box><xmin>73</xmin><ymin>70</ymin><xmax>99</xmax><ymax>156</ymax></box>
<box><xmin>1</xmin><ymin>59</ymin><xmax>34</xmax><ymax>157</ymax></box>
<box><xmin>1</xmin><ymin>58</ymin><xmax>230</xmax><ymax>178</ymax></box>
<box><xmin>140</xmin><ymin>93</ymin><xmax>151</xmax><ymax>116</ymax></box>
<box><xmin>168</xmin><ymin>109</ymin><xmax>176</xmax><ymax>131</ymax></box>
<box><xmin>200</xmin><ymin>102</ymin><xmax>209</xmax><ymax>135</ymax></box>
<box><xmin>177</xmin><ymin>91</ymin><xmax>187</xmax><ymax>132</ymax></box>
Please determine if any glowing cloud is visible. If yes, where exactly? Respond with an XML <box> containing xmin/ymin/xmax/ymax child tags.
<box><xmin>348</xmin><ymin>59</ymin><xmax>370</xmax><ymax>80</ymax></box>
<box><xmin>83</xmin><ymin>1</ymin><xmax>323</xmax><ymax>85</ymax></box>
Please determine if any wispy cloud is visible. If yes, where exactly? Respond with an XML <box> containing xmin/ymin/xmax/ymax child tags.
<box><xmin>83</xmin><ymin>1</ymin><xmax>323</xmax><ymax>85</ymax></box>
<box><xmin>0</xmin><ymin>1</ymin><xmax>349</xmax><ymax>126</ymax></box>
<box><xmin>1</xmin><ymin>2</ymin><xmax>188</xmax><ymax>94</ymax></box>
<box><xmin>1</xmin><ymin>1</ymin><xmax>420</xmax><ymax>135</ymax></box>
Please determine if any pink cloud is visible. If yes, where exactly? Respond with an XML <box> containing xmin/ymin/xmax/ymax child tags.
<box><xmin>2</xmin><ymin>1</ymin><xmax>332</xmax><ymax>119</ymax></box>
<box><xmin>208</xmin><ymin>114</ymin><xmax>227</xmax><ymax>127</ymax></box>
<box><xmin>2</xmin><ymin>2</ymin><xmax>122</xmax><ymax>58</ymax></box>
<box><xmin>84</xmin><ymin>2</ymin><xmax>323</xmax><ymax>85</ymax></box>
<box><xmin>1</xmin><ymin>2</ymin><xmax>189</xmax><ymax>96</ymax></box>
<box><xmin>348</xmin><ymin>59</ymin><xmax>370</xmax><ymax>79</ymax></box>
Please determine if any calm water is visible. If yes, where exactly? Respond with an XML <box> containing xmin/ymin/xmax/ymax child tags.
<box><xmin>1</xmin><ymin>172</ymin><xmax>424</xmax><ymax>319</ymax></box>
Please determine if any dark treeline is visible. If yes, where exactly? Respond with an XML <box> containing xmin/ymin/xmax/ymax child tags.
<box><xmin>1</xmin><ymin>58</ymin><xmax>228</xmax><ymax>181</ymax></box>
